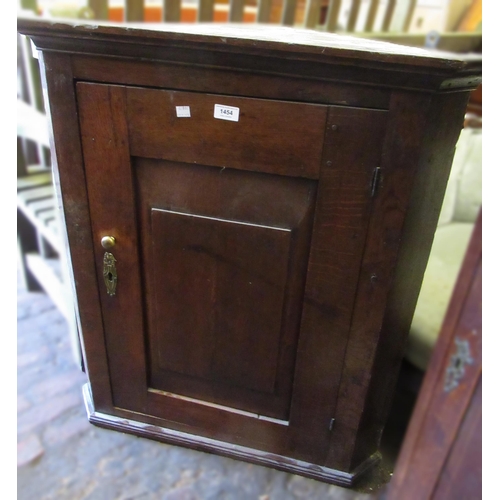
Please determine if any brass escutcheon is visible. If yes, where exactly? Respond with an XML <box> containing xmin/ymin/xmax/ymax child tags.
<box><xmin>103</xmin><ymin>252</ymin><xmax>117</xmax><ymax>296</ymax></box>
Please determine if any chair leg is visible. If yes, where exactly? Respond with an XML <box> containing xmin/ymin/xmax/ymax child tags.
<box><xmin>17</xmin><ymin>208</ymin><xmax>42</xmax><ymax>292</ymax></box>
<box><xmin>37</xmin><ymin>232</ymin><xmax>58</xmax><ymax>259</ymax></box>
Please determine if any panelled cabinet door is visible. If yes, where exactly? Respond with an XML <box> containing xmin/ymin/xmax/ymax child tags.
<box><xmin>76</xmin><ymin>82</ymin><xmax>388</xmax><ymax>464</ymax></box>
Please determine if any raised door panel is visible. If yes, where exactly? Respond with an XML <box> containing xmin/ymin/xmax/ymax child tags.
<box><xmin>76</xmin><ymin>81</ymin><xmax>388</xmax><ymax>463</ymax></box>
<box><xmin>136</xmin><ymin>159</ymin><xmax>317</xmax><ymax>420</ymax></box>
<box><xmin>150</xmin><ymin>209</ymin><xmax>292</xmax><ymax>394</ymax></box>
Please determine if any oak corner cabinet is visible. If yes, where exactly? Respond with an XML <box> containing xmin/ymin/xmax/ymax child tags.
<box><xmin>17</xmin><ymin>17</ymin><xmax>481</xmax><ymax>486</ymax></box>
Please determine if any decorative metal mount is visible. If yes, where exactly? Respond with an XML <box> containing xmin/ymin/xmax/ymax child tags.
<box><xmin>443</xmin><ymin>338</ymin><xmax>474</xmax><ymax>393</ymax></box>
<box><xmin>103</xmin><ymin>252</ymin><xmax>117</xmax><ymax>296</ymax></box>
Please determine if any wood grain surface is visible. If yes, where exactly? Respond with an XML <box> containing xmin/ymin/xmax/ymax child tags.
<box><xmin>386</xmin><ymin>211</ymin><xmax>482</xmax><ymax>499</ymax></box>
<box><xmin>25</xmin><ymin>16</ymin><xmax>482</xmax><ymax>485</ymax></box>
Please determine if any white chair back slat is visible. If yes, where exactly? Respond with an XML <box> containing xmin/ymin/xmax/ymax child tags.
<box><xmin>364</xmin><ymin>0</ymin><xmax>380</xmax><ymax>32</ymax></box>
<box><xmin>229</xmin><ymin>0</ymin><xmax>245</xmax><ymax>22</ymax></box>
<box><xmin>281</xmin><ymin>0</ymin><xmax>297</xmax><ymax>26</ymax></box>
<box><xmin>256</xmin><ymin>0</ymin><xmax>273</xmax><ymax>23</ymax></box>
<box><xmin>18</xmin><ymin>100</ymin><xmax>51</xmax><ymax>149</ymax></box>
<box><xmin>163</xmin><ymin>0</ymin><xmax>181</xmax><ymax>22</ymax></box>
<box><xmin>88</xmin><ymin>0</ymin><xmax>108</xmax><ymax>20</ymax></box>
<box><xmin>403</xmin><ymin>0</ymin><xmax>417</xmax><ymax>32</ymax></box>
<box><xmin>325</xmin><ymin>0</ymin><xmax>342</xmax><ymax>32</ymax></box>
<box><xmin>382</xmin><ymin>0</ymin><xmax>397</xmax><ymax>31</ymax></box>
<box><xmin>304</xmin><ymin>0</ymin><xmax>321</xmax><ymax>29</ymax></box>
<box><xmin>347</xmin><ymin>0</ymin><xmax>362</xmax><ymax>32</ymax></box>
<box><xmin>198</xmin><ymin>0</ymin><xmax>215</xmax><ymax>21</ymax></box>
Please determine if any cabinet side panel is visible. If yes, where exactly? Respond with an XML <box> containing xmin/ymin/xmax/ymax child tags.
<box><xmin>328</xmin><ymin>91</ymin><xmax>471</xmax><ymax>471</ymax></box>
<box><xmin>326</xmin><ymin>90</ymin><xmax>433</xmax><ymax>470</ymax></box>
<box><xmin>38</xmin><ymin>53</ymin><xmax>113</xmax><ymax>410</ymax></box>
<box><xmin>352</xmin><ymin>91</ymin><xmax>472</xmax><ymax>469</ymax></box>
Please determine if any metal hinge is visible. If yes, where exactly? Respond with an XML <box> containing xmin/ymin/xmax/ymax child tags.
<box><xmin>370</xmin><ymin>167</ymin><xmax>381</xmax><ymax>197</ymax></box>
<box><xmin>329</xmin><ymin>418</ymin><xmax>335</xmax><ymax>431</ymax></box>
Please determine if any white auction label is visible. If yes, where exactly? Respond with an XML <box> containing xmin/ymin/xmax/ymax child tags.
<box><xmin>214</xmin><ymin>104</ymin><xmax>240</xmax><ymax>122</ymax></box>
<box><xmin>176</xmin><ymin>106</ymin><xmax>191</xmax><ymax>118</ymax></box>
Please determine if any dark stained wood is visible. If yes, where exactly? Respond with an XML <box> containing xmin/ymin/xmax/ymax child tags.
<box><xmin>76</xmin><ymin>82</ymin><xmax>148</xmax><ymax>413</ymax></box>
<box><xmin>325</xmin><ymin>91</ymin><xmax>434</xmax><ymax>471</ymax></box>
<box><xmin>432</xmin><ymin>378</ymin><xmax>482</xmax><ymax>499</ymax></box>
<box><xmin>126</xmin><ymin>87</ymin><xmax>328</xmax><ymax>178</ymax></box>
<box><xmin>66</xmin><ymin>43</ymin><xmax>482</xmax><ymax>93</ymax></box>
<box><xmin>386</xmin><ymin>211</ymin><xmax>482</xmax><ymax>499</ymax></box>
<box><xmin>325</xmin><ymin>90</ymin><xmax>472</xmax><ymax>472</ymax></box>
<box><xmin>84</xmin><ymin>384</ymin><xmax>378</xmax><ymax>486</ymax></box>
<box><xmin>345</xmin><ymin>91</ymin><xmax>473</xmax><ymax>471</ymax></box>
<box><xmin>136</xmin><ymin>160</ymin><xmax>317</xmax><ymax>419</ymax></box>
<box><xmin>149</xmin><ymin>210</ymin><xmax>292</xmax><ymax>395</ymax></box>
<box><xmin>37</xmin><ymin>52</ymin><xmax>113</xmax><ymax>409</ymax></box>
<box><xmin>17</xmin><ymin>18</ymin><xmax>482</xmax><ymax>93</ymax></box>
<box><xmin>21</xmin><ymin>18</ymin><xmax>482</xmax><ymax>487</ymax></box>
<box><xmin>70</xmin><ymin>55</ymin><xmax>391</xmax><ymax>110</ymax></box>
<box><xmin>288</xmin><ymin>105</ymin><xmax>388</xmax><ymax>462</ymax></box>
<box><xmin>74</xmin><ymin>78</ymin><xmax>390</xmax><ymax>468</ymax></box>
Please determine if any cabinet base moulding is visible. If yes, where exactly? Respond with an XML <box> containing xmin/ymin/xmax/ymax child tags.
<box><xmin>82</xmin><ymin>383</ymin><xmax>380</xmax><ymax>487</ymax></box>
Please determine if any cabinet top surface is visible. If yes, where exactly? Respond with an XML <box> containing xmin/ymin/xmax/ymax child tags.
<box><xmin>18</xmin><ymin>17</ymin><xmax>481</xmax><ymax>74</ymax></box>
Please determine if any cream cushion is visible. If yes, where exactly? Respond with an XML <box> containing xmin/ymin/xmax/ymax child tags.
<box><xmin>405</xmin><ymin>223</ymin><xmax>474</xmax><ymax>371</ymax></box>
<box><xmin>406</xmin><ymin>127</ymin><xmax>481</xmax><ymax>371</ymax></box>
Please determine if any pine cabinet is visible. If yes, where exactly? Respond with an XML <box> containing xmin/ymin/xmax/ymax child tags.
<box><xmin>18</xmin><ymin>18</ymin><xmax>481</xmax><ymax>486</ymax></box>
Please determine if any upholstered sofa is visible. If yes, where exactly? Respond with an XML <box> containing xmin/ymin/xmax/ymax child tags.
<box><xmin>406</xmin><ymin>126</ymin><xmax>482</xmax><ymax>371</ymax></box>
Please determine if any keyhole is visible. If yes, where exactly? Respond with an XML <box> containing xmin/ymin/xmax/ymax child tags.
<box><xmin>107</xmin><ymin>272</ymin><xmax>113</xmax><ymax>281</ymax></box>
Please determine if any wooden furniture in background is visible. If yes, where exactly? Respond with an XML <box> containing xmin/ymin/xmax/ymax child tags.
<box><xmin>17</xmin><ymin>17</ymin><xmax>481</xmax><ymax>487</ymax></box>
<box><xmin>29</xmin><ymin>0</ymin><xmax>482</xmax><ymax>52</ymax></box>
<box><xmin>17</xmin><ymin>33</ymin><xmax>82</xmax><ymax>367</ymax></box>
<box><xmin>457</xmin><ymin>0</ymin><xmax>482</xmax><ymax>31</ymax></box>
<box><xmin>385</xmin><ymin>210</ymin><xmax>481</xmax><ymax>499</ymax></box>
<box><xmin>17</xmin><ymin>100</ymin><xmax>54</xmax><ymax>294</ymax></box>
<box><xmin>85</xmin><ymin>0</ymin><xmax>418</xmax><ymax>29</ymax></box>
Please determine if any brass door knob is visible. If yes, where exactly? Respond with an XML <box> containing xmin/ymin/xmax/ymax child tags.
<box><xmin>101</xmin><ymin>236</ymin><xmax>116</xmax><ymax>249</ymax></box>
